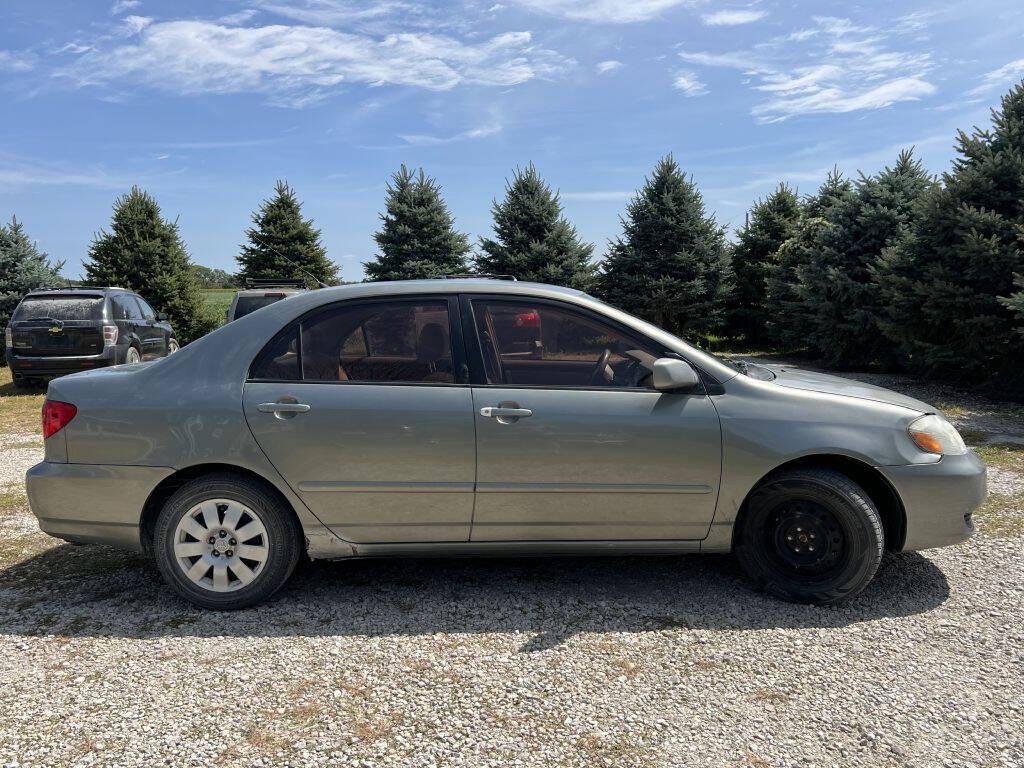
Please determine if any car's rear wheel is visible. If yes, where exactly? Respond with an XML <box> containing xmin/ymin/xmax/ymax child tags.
<box><xmin>735</xmin><ymin>468</ymin><xmax>884</xmax><ymax>605</ymax></box>
<box><xmin>153</xmin><ymin>474</ymin><xmax>301</xmax><ymax>609</ymax></box>
<box><xmin>125</xmin><ymin>346</ymin><xmax>141</xmax><ymax>364</ymax></box>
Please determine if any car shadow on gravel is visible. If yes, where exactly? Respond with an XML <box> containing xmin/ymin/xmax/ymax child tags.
<box><xmin>0</xmin><ymin>543</ymin><xmax>949</xmax><ymax>647</ymax></box>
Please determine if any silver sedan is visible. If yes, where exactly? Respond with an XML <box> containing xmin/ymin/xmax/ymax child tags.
<box><xmin>25</xmin><ymin>279</ymin><xmax>986</xmax><ymax>609</ymax></box>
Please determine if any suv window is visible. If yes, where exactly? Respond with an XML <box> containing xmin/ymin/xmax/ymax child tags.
<box><xmin>111</xmin><ymin>295</ymin><xmax>136</xmax><ymax>320</ymax></box>
<box><xmin>250</xmin><ymin>300</ymin><xmax>456</xmax><ymax>384</ymax></box>
<box><xmin>13</xmin><ymin>295</ymin><xmax>105</xmax><ymax>321</ymax></box>
<box><xmin>136</xmin><ymin>296</ymin><xmax>156</xmax><ymax>320</ymax></box>
<box><xmin>470</xmin><ymin>300</ymin><xmax>659</xmax><ymax>388</ymax></box>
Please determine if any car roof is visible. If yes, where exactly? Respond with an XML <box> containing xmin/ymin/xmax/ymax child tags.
<box><xmin>234</xmin><ymin>288</ymin><xmax>306</xmax><ymax>296</ymax></box>
<box><xmin>26</xmin><ymin>287</ymin><xmax>126</xmax><ymax>295</ymax></box>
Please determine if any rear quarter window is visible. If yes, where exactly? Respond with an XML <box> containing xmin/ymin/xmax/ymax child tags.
<box><xmin>13</xmin><ymin>296</ymin><xmax>105</xmax><ymax>321</ymax></box>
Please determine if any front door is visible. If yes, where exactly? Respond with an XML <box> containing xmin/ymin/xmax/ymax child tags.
<box><xmin>242</xmin><ymin>296</ymin><xmax>476</xmax><ymax>543</ymax></box>
<box><xmin>465</xmin><ymin>297</ymin><xmax>722</xmax><ymax>541</ymax></box>
<box><xmin>132</xmin><ymin>296</ymin><xmax>166</xmax><ymax>359</ymax></box>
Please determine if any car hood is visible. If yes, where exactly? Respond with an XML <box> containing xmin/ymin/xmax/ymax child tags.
<box><xmin>764</xmin><ymin>366</ymin><xmax>935</xmax><ymax>414</ymax></box>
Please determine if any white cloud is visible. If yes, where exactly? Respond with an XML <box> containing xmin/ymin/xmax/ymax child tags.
<box><xmin>399</xmin><ymin>120</ymin><xmax>502</xmax><ymax>145</ymax></box>
<box><xmin>509</xmin><ymin>0</ymin><xmax>693</xmax><ymax>24</ymax></box>
<box><xmin>57</xmin><ymin>43</ymin><xmax>92</xmax><ymax>54</ymax></box>
<box><xmin>672</xmin><ymin>70</ymin><xmax>706</xmax><ymax>96</ymax></box>
<box><xmin>219</xmin><ymin>9</ymin><xmax>259</xmax><ymax>25</ymax></box>
<box><xmin>678</xmin><ymin>16</ymin><xmax>936</xmax><ymax>121</ymax></box>
<box><xmin>970</xmin><ymin>58</ymin><xmax>1024</xmax><ymax>96</ymax></box>
<box><xmin>121</xmin><ymin>15</ymin><xmax>153</xmax><ymax>35</ymax></box>
<box><xmin>0</xmin><ymin>50</ymin><xmax>36</xmax><ymax>72</ymax></box>
<box><xmin>251</xmin><ymin>1</ymin><xmax>413</xmax><ymax>26</ymax></box>
<box><xmin>60</xmin><ymin>21</ymin><xmax>573</xmax><ymax>107</ymax></box>
<box><xmin>595</xmin><ymin>59</ymin><xmax>622</xmax><ymax>74</ymax></box>
<box><xmin>110</xmin><ymin>0</ymin><xmax>140</xmax><ymax>15</ymax></box>
<box><xmin>701</xmin><ymin>9</ymin><xmax>766</xmax><ymax>26</ymax></box>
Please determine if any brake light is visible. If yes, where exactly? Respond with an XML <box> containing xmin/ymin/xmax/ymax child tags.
<box><xmin>264</xmin><ymin>293</ymin><xmax>286</xmax><ymax>298</ymax></box>
<box><xmin>514</xmin><ymin>311</ymin><xmax>540</xmax><ymax>328</ymax></box>
<box><xmin>42</xmin><ymin>400</ymin><xmax>77</xmax><ymax>439</ymax></box>
<box><xmin>102</xmin><ymin>324</ymin><xmax>118</xmax><ymax>347</ymax></box>
<box><xmin>3</xmin><ymin>327</ymin><xmax>10</xmax><ymax>348</ymax></box>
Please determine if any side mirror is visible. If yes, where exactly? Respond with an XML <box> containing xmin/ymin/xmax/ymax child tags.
<box><xmin>652</xmin><ymin>358</ymin><xmax>701</xmax><ymax>392</ymax></box>
<box><xmin>155</xmin><ymin>312</ymin><xmax>169</xmax><ymax>322</ymax></box>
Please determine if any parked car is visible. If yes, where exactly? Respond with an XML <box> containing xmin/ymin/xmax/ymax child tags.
<box><xmin>226</xmin><ymin>279</ymin><xmax>307</xmax><ymax>323</ymax></box>
<box><xmin>25</xmin><ymin>278</ymin><xmax>985</xmax><ymax>609</ymax></box>
<box><xmin>5</xmin><ymin>287</ymin><xmax>177</xmax><ymax>388</ymax></box>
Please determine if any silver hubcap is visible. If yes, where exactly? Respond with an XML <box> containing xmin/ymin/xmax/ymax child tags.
<box><xmin>127</xmin><ymin>349</ymin><xmax>140</xmax><ymax>363</ymax></box>
<box><xmin>173</xmin><ymin>499</ymin><xmax>270</xmax><ymax>593</ymax></box>
<box><xmin>168</xmin><ymin>341</ymin><xmax>178</xmax><ymax>353</ymax></box>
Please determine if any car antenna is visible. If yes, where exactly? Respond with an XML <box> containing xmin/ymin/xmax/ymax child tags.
<box><xmin>246</xmin><ymin>232</ymin><xmax>330</xmax><ymax>289</ymax></box>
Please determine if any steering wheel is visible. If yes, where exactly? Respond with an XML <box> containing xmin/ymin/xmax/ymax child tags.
<box><xmin>589</xmin><ymin>348</ymin><xmax>613</xmax><ymax>385</ymax></box>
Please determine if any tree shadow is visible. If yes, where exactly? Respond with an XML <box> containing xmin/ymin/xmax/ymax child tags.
<box><xmin>0</xmin><ymin>544</ymin><xmax>950</xmax><ymax>650</ymax></box>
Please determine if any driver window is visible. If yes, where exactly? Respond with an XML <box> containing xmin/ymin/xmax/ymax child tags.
<box><xmin>471</xmin><ymin>301</ymin><xmax>658</xmax><ymax>388</ymax></box>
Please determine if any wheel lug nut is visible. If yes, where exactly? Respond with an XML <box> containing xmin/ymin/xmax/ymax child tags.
<box><xmin>229</xmin><ymin>539</ymin><xmax>236</xmax><ymax>546</ymax></box>
<box><xmin>219</xmin><ymin>531</ymin><xmax>227</xmax><ymax>538</ymax></box>
<box><xmin>808</xmin><ymin>546</ymin><xmax>815</xmax><ymax>552</ymax></box>
<box><xmin>225</xmin><ymin>550</ymin><xmax>233</xmax><ymax>557</ymax></box>
<box><xmin>208</xmin><ymin>537</ymin><xmax>215</xmax><ymax>544</ymax></box>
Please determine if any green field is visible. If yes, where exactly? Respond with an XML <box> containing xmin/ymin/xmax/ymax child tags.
<box><xmin>201</xmin><ymin>288</ymin><xmax>235</xmax><ymax>328</ymax></box>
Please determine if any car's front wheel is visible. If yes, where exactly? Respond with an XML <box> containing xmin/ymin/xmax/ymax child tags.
<box><xmin>153</xmin><ymin>474</ymin><xmax>302</xmax><ymax>609</ymax></box>
<box><xmin>167</xmin><ymin>338</ymin><xmax>179</xmax><ymax>354</ymax></box>
<box><xmin>735</xmin><ymin>468</ymin><xmax>884</xmax><ymax>605</ymax></box>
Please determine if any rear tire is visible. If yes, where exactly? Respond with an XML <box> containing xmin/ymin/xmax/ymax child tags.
<box><xmin>125</xmin><ymin>346</ymin><xmax>141</xmax><ymax>365</ymax></box>
<box><xmin>735</xmin><ymin>468</ymin><xmax>884</xmax><ymax>605</ymax></box>
<box><xmin>153</xmin><ymin>474</ymin><xmax>302</xmax><ymax>610</ymax></box>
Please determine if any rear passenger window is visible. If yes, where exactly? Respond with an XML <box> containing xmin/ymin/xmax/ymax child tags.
<box><xmin>111</xmin><ymin>297</ymin><xmax>132</xmax><ymax>320</ymax></box>
<box><xmin>249</xmin><ymin>300</ymin><xmax>456</xmax><ymax>384</ymax></box>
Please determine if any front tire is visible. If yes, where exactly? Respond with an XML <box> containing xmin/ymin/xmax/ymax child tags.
<box><xmin>735</xmin><ymin>468</ymin><xmax>884</xmax><ymax>605</ymax></box>
<box><xmin>153</xmin><ymin>474</ymin><xmax>302</xmax><ymax>609</ymax></box>
<box><xmin>167</xmin><ymin>338</ymin><xmax>179</xmax><ymax>354</ymax></box>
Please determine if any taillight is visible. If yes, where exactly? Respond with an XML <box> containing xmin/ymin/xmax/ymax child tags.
<box><xmin>264</xmin><ymin>292</ymin><xmax>286</xmax><ymax>298</ymax></box>
<box><xmin>3</xmin><ymin>327</ymin><xmax>10</xmax><ymax>348</ymax></box>
<box><xmin>42</xmin><ymin>400</ymin><xmax>77</xmax><ymax>439</ymax></box>
<box><xmin>102</xmin><ymin>324</ymin><xmax>118</xmax><ymax>346</ymax></box>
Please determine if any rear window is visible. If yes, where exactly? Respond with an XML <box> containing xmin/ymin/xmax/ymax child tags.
<box><xmin>234</xmin><ymin>294</ymin><xmax>290</xmax><ymax>319</ymax></box>
<box><xmin>13</xmin><ymin>295</ymin><xmax>105</xmax><ymax>321</ymax></box>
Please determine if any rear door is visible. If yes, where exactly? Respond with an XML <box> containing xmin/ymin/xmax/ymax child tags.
<box><xmin>9</xmin><ymin>294</ymin><xmax>106</xmax><ymax>357</ymax></box>
<box><xmin>464</xmin><ymin>296</ymin><xmax>722</xmax><ymax>542</ymax></box>
<box><xmin>109</xmin><ymin>294</ymin><xmax>140</xmax><ymax>359</ymax></box>
<box><xmin>242</xmin><ymin>296</ymin><xmax>476</xmax><ymax>543</ymax></box>
<box><xmin>133</xmin><ymin>296</ymin><xmax>167</xmax><ymax>358</ymax></box>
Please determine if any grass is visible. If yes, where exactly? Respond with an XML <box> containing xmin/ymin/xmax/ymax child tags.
<box><xmin>201</xmin><ymin>288</ymin><xmax>235</xmax><ymax>329</ymax></box>
<box><xmin>972</xmin><ymin>442</ymin><xmax>1024</xmax><ymax>473</ymax></box>
<box><xmin>974</xmin><ymin>492</ymin><xmax>1024</xmax><ymax>538</ymax></box>
<box><xmin>0</xmin><ymin>365</ymin><xmax>44</xmax><ymax>434</ymax></box>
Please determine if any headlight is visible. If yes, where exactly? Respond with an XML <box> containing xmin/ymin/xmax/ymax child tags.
<box><xmin>908</xmin><ymin>414</ymin><xmax>967</xmax><ymax>456</ymax></box>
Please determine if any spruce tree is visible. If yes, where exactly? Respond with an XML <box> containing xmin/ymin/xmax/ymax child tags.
<box><xmin>873</xmin><ymin>81</ymin><xmax>1024</xmax><ymax>387</ymax></box>
<box><xmin>237</xmin><ymin>180</ymin><xmax>338</xmax><ymax>285</ymax></box>
<box><xmin>1001</xmin><ymin>275</ymin><xmax>1024</xmax><ymax>337</ymax></box>
<box><xmin>476</xmin><ymin>164</ymin><xmax>595</xmax><ymax>289</ymax></box>
<box><xmin>0</xmin><ymin>216</ymin><xmax>65</xmax><ymax>336</ymax></box>
<box><xmin>597</xmin><ymin>155</ymin><xmax>734</xmax><ymax>337</ymax></box>
<box><xmin>763</xmin><ymin>171</ymin><xmax>853</xmax><ymax>349</ymax></box>
<box><xmin>365</xmin><ymin>165</ymin><xmax>470</xmax><ymax>281</ymax></box>
<box><xmin>727</xmin><ymin>184</ymin><xmax>800</xmax><ymax>343</ymax></box>
<box><xmin>85</xmin><ymin>187</ymin><xmax>213</xmax><ymax>344</ymax></box>
<box><xmin>795</xmin><ymin>149</ymin><xmax>934</xmax><ymax>368</ymax></box>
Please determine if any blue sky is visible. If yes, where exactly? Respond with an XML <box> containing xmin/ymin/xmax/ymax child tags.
<box><xmin>2</xmin><ymin>0</ymin><xmax>1023</xmax><ymax>281</ymax></box>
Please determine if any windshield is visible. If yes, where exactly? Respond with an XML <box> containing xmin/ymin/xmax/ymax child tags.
<box><xmin>234</xmin><ymin>294</ymin><xmax>288</xmax><ymax>319</ymax></box>
<box><xmin>13</xmin><ymin>295</ymin><xmax>105</xmax><ymax>321</ymax></box>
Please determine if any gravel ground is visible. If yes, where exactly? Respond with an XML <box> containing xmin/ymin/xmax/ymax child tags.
<box><xmin>1</xmin><ymin>370</ymin><xmax>1023</xmax><ymax>768</ymax></box>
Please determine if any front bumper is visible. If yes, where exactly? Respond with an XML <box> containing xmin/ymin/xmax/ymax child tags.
<box><xmin>879</xmin><ymin>451</ymin><xmax>987</xmax><ymax>551</ymax></box>
<box><xmin>25</xmin><ymin>461</ymin><xmax>174</xmax><ymax>552</ymax></box>
<box><xmin>7</xmin><ymin>346</ymin><xmax>117</xmax><ymax>380</ymax></box>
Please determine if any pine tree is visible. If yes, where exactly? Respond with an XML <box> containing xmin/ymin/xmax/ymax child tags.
<box><xmin>763</xmin><ymin>171</ymin><xmax>853</xmax><ymax>349</ymax></box>
<box><xmin>84</xmin><ymin>187</ymin><xmax>213</xmax><ymax>344</ymax></box>
<box><xmin>597</xmin><ymin>155</ymin><xmax>734</xmax><ymax>337</ymax></box>
<box><xmin>795</xmin><ymin>149</ymin><xmax>935</xmax><ymax>368</ymax></box>
<box><xmin>1001</xmin><ymin>275</ymin><xmax>1024</xmax><ymax>337</ymax></box>
<box><xmin>476</xmin><ymin>164</ymin><xmax>595</xmax><ymax>289</ymax></box>
<box><xmin>873</xmin><ymin>82</ymin><xmax>1024</xmax><ymax>387</ymax></box>
<box><xmin>0</xmin><ymin>216</ymin><xmax>65</xmax><ymax>337</ymax></box>
<box><xmin>237</xmin><ymin>180</ymin><xmax>338</xmax><ymax>285</ymax></box>
<box><xmin>727</xmin><ymin>184</ymin><xmax>800</xmax><ymax>343</ymax></box>
<box><xmin>365</xmin><ymin>165</ymin><xmax>470</xmax><ymax>281</ymax></box>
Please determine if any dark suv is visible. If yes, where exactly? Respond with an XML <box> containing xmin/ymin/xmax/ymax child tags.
<box><xmin>4</xmin><ymin>287</ymin><xmax>178</xmax><ymax>388</ymax></box>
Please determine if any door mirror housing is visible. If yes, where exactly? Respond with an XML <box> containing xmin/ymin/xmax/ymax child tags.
<box><xmin>155</xmin><ymin>312</ymin><xmax>169</xmax><ymax>322</ymax></box>
<box><xmin>652</xmin><ymin>358</ymin><xmax>701</xmax><ymax>392</ymax></box>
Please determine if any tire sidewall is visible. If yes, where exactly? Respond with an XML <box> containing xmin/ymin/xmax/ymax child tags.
<box><xmin>736</xmin><ymin>472</ymin><xmax>883</xmax><ymax>604</ymax></box>
<box><xmin>154</xmin><ymin>476</ymin><xmax>300</xmax><ymax>610</ymax></box>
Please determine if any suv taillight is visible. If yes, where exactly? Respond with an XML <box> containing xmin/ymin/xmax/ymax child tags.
<box><xmin>42</xmin><ymin>400</ymin><xmax>77</xmax><ymax>439</ymax></box>
<box><xmin>3</xmin><ymin>327</ymin><xmax>10</xmax><ymax>348</ymax></box>
<box><xmin>102</xmin><ymin>324</ymin><xmax>118</xmax><ymax>347</ymax></box>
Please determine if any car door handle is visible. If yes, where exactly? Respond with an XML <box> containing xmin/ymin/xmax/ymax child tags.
<box><xmin>480</xmin><ymin>406</ymin><xmax>533</xmax><ymax>418</ymax></box>
<box><xmin>257</xmin><ymin>402</ymin><xmax>311</xmax><ymax>414</ymax></box>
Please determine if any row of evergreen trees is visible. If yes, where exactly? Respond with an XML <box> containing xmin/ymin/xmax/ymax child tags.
<box><xmin>3</xmin><ymin>83</ymin><xmax>1023</xmax><ymax>390</ymax></box>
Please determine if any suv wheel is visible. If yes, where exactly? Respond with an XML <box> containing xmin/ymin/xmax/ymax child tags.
<box><xmin>153</xmin><ymin>474</ymin><xmax>302</xmax><ymax>609</ymax></box>
<box><xmin>168</xmin><ymin>338</ymin><xmax>179</xmax><ymax>354</ymax></box>
<box><xmin>735</xmin><ymin>468</ymin><xmax>884</xmax><ymax>605</ymax></box>
<box><xmin>125</xmin><ymin>346</ymin><xmax>141</xmax><ymax>364</ymax></box>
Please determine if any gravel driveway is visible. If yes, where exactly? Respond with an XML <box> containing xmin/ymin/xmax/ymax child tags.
<box><xmin>2</xmin><ymin>369</ymin><xmax>1023</xmax><ymax>768</ymax></box>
